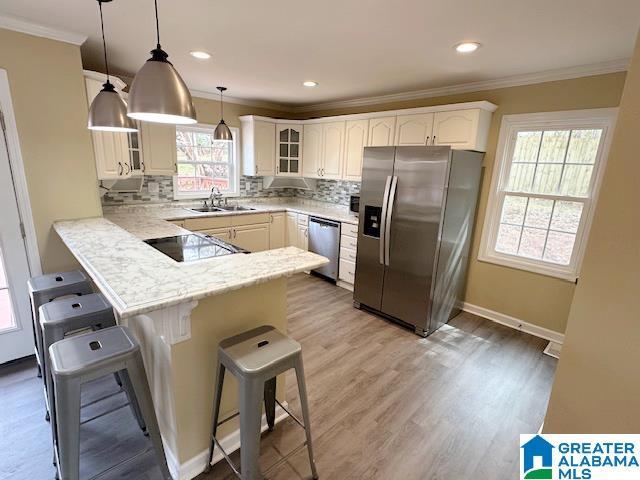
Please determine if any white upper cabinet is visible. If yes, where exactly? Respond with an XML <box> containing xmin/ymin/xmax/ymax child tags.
<box><xmin>395</xmin><ymin>113</ymin><xmax>435</xmax><ymax>146</ymax></box>
<box><xmin>85</xmin><ymin>75</ymin><xmax>130</xmax><ymax>180</ymax></box>
<box><xmin>432</xmin><ymin>109</ymin><xmax>492</xmax><ymax>151</ymax></box>
<box><xmin>367</xmin><ymin>116</ymin><xmax>396</xmax><ymax>146</ymax></box>
<box><xmin>302</xmin><ymin>123</ymin><xmax>322</xmax><ymax>178</ymax></box>
<box><xmin>140</xmin><ymin>122</ymin><xmax>177</xmax><ymax>175</ymax></box>
<box><xmin>320</xmin><ymin>122</ymin><xmax>345</xmax><ymax>179</ymax></box>
<box><xmin>240</xmin><ymin>116</ymin><xmax>276</xmax><ymax>176</ymax></box>
<box><xmin>276</xmin><ymin>124</ymin><xmax>303</xmax><ymax>177</ymax></box>
<box><xmin>343</xmin><ymin>120</ymin><xmax>368</xmax><ymax>181</ymax></box>
<box><xmin>239</xmin><ymin>102</ymin><xmax>496</xmax><ymax>181</ymax></box>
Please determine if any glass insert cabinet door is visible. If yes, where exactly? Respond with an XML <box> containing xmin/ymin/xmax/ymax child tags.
<box><xmin>276</xmin><ymin>124</ymin><xmax>303</xmax><ymax>176</ymax></box>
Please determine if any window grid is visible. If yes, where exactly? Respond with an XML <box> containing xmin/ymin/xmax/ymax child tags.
<box><xmin>174</xmin><ymin>125</ymin><xmax>239</xmax><ymax>198</ymax></box>
<box><xmin>495</xmin><ymin>126</ymin><xmax>603</xmax><ymax>267</ymax></box>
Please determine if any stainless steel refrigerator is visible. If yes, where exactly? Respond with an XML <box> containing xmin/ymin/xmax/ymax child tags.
<box><xmin>353</xmin><ymin>146</ymin><xmax>483</xmax><ymax>337</ymax></box>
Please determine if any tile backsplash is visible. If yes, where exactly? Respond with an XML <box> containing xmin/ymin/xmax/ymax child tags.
<box><xmin>101</xmin><ymin>176</ymin><xmax>360</xmax><ymax>206</ymax></box>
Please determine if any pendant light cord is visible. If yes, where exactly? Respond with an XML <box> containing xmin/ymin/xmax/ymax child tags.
<box><xmin>154</xmin><ymin>0</ymin><xmax>161</xmax><ymax>48</ymax></box>
<box><xmin>98</xmin><ymin>0</ymin><xmax>110</xmax><ymax>82</ymax></box>
<box><xmin>220</xmin><ymin>90</ymin><xmax>224</xmax><ymax>120</ymax></box>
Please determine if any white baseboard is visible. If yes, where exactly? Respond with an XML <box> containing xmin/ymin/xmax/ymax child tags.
<box><xmin>165</xmin><ymin>402</ymin><xmax>290</xmax><ymax>480</ymax></box>
<box><xmin>461</xmin><ymin>302</ymin><xmax>565</xmax><ymax>345</ymax></box>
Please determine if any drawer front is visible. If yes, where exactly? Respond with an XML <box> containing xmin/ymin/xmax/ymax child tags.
<box><xmin>342</xmin><ymin>222</ymin><xmax>358</xmax><ymax>238</ymax></box>
<box><xmin>297</xmin><ymin>214</ymin><xmax>308</xmax><ymax>226</ymax></box>
<box><xmin>232</xmin><ymin>213</ymin><xmax>271</xmax><ymax>226</ymax></box>
<box><xmin>339</xmin><ymin>258</ymin><xmax>356</xmax><ymax>284</ymax></box>
<box><xmin>184</xmin><ymin>216</ymin><xmax>232</xmax><ymax>231</ymax></box>
<box><xmin>340</xmin><ymin>246</ymin><xmax>357</xmax><ymax>263</ymax></box>
<box><xmin>341</xmin><ymin>234</ymin><xmax>358</xmax><ymax>251</ymax></box>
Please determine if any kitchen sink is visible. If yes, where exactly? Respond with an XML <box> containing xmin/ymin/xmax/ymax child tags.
<box><xmin>216</xmin><ymin>205</ymin><xmax>256</xmax><ymax>211</ymax></box>
<box><xmin>189</xmin><ymin>205</ymin><xmax>256</xmax><ymax>213</ymax></box>
<box><xmin>189</xmin><ymin>207</ymin><xmax>224</xmax><ymax>213</ymax></box>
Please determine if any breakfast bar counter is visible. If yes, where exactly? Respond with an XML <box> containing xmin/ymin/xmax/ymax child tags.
<box><xmin>54</xmin><ymin>216</ymin><xmax>328</xmax><ymax>479</ymax></box>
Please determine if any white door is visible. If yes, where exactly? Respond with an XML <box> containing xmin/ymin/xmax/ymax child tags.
<box><xmin>395</xmin><ymin>113</ymin><xmax>434</xmax><ymax>145</ymax></box>
<box><xmin>254</xmin><ymin>121</ymin><xmax>276</xmax><ymax>176</ymax></box>
<box><xmin>432</xmin><ymin>109</ymin><xmax>479</xmax><ymax>149</ymax></box>
<box><xmin>0</xmin><ymin>108</ymin><xmax>35</xmax><ymax>363</ymax></box>
<box><xmin>302</xmin><ymin>124</ymin><xmax>322</xmax><ymax>178</ymax></box>
<box><xmin>343</xmin><ymin>120</ymin><xmax>368</xmax><ymax>181</ymax></box>
<box><xmin>367</xmin><ymin>116</ymin><xmax>396</xmax><ymax>146</ymax></box>
<box><xmin>321</xmin><ymin>122</ymin><xmax>345</xmax><ymax>179</ymax></box>
<box><xmin>233</xmin><ymin>224</ymin><xmax>270</xmax><ymax>252</ymax></box>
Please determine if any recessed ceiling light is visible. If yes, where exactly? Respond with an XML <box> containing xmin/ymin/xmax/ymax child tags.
<box><xmin>454</xmin><ymin>42</ymin><xmax>481</xmax><ymax>53</ymax></box>
<box><xmin>190</xmin><ymin>50</ymin><xmax>211</xmax><ymax>59</ymax></box>
<box><xmin>303</xmin><ymin>81</ymin><xmax>318</xmax><ymax>87</ymax></box>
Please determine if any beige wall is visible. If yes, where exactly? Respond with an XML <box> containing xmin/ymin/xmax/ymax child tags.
<box><xmin>296</xmin><ymin>73</ymin><xmax>626</xmax><ymax>334</ymax></box>
<box><xmin>0</xmin><ymin>28</ymin><xmax>102</xmax><ymax>274</ymax></box>
<box><xmin>172</xmin><ymin>279</ymin><xmax>287</xmax><ymax>462</ymax></box>
<box><xmin>543</xmin><ymin>32</ymin><xmax>640</xmax><ymax>433</ymax></box>
<box><xmin>192</xmin><ymin>95</ymin><xmax>289</xmax><ymax>128</ymax></box>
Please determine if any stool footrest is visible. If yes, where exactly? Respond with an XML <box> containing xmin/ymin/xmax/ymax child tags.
<box><xmin>211</xmin><ymin>402</ymin><xmax>311</xmax><ymax>478</ymax></box>
<box><xmin>211</xmin><ymin>435</ymin><xmax>242</xmax><ymax>478</ymax></box>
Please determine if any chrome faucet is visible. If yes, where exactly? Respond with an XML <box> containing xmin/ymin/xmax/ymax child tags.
<box><xmin>210</xmin><ymin>186</ymin><xmax>223</xmax><ymax>206</ymax></box>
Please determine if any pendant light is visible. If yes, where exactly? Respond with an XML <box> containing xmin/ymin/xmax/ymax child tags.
<box><xmin>127</xmin><ymin>0</ymin><xmax>196</xmax><ymax>124</ymax></box>
<box><xmin>87</xmin><ymin>0</ymin><xmax>137</xmax><ymax>132</ymax></box>
<box><xmin>214</xmin><ymin>86</ymin><xmax>233</xmax><ymax>142</ymax></box>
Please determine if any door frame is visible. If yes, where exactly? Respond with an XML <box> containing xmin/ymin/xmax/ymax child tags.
<box><xmin>0</xmin><ymin>69</ymin><xmax>41</xmax><ymax>277</ymax></box>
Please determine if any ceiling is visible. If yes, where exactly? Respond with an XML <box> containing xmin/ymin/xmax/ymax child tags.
<box><xmin>0</xmin><ymin>0</ymin><xmax>639</xmax><ymax>108</ymax></box>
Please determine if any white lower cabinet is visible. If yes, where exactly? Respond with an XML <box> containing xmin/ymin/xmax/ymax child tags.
<box><xmin>297</xmin><ymin>214</ymin><xmax>309</xmax><ymax>251</ymax></box>
<box><xmin>233</xmin><ymin>224</ymin><xmax>270</xmax><ymax>252</ymax></box>
<box><xmin>269</xmin><ymin>212</ymin><xmax>286</xmax><ymax>248</ymax></box>
<box><xmin>338</xmin><ymin>222</ymin><xmax>359</xmax><ymax>290</ymax></box>
<box><xmin>202</xmin><ymin>227</ymin><xmax>232</xmax><ymax>242</ymax></box>
<box><xmin>286</xmin><ymin>212</ymin><xmax>298</xmax><ymax>247</ymax></box>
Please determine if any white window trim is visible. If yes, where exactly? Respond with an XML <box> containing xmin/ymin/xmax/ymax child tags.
<box><xmin>478</xmin><ymin>108</ymin><xmax>618</xmax><ymax>282</ymax></box>
<box><xmin>172</xmin><ymin>124</ymin><xmax>240</xmax><ymax>200</ymax></box>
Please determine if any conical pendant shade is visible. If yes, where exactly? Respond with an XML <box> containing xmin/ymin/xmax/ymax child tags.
<box><xmin>127</xmin><ymin>48</ymin><xmax>197</xmax><ymax>124</ymax></box>
<box><xmin>88</xmin><ymin>82</ymin><xmax>137</xmax><ymax>132</ymax></box>
<box><xmin>214</xmin><ymin>119</ymin><xmax>233</xmax><ymax>142</ymax></box>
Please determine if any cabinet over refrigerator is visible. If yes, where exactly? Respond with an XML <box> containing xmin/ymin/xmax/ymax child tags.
<box><xmin>353</xmin><ymin>146</ymin><xmax>483</xmax><ymax>337</ymax></box>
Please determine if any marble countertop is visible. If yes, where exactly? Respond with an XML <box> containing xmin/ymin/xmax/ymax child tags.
<box><xmin>54</xmin><ymin>216</ymin><xmax>328</xmax><ymax>318</ymax></box>
<box><xmin>102</xmin><ymin>197</ymin><xmax>360</xmax><ymax>226</ymax></box>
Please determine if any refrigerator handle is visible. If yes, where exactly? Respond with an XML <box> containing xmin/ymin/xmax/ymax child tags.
<box><xmin>379</xmin><ymin>175</ymin><xmax>393</xmax><ymax>265</ymax></box>
<box><xmin>384</xmin><ymin>176</ymin><xmax>398</xmax><ymax>266</ymax></box>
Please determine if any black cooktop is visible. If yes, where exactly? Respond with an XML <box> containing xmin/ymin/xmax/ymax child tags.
<box><xmin>144</xmin><ymin>234</ymin><xmax>246</xmax><ymax>262</ymax></box>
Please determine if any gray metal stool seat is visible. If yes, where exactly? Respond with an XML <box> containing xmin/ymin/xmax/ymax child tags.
<box><xmin>205</xmin><ymin>325</ymin><xmax>319</xmax><ymax>480</ymax></box>
<box><xmin>40</xmin><ymin>293</ymin><xmax>147</xmax><ymax>449</ymax></box>
<box><xmin>28</xmin><ymin>270</ymin><xmax>93</xmax><ymax>380</ymax></box>
<box><xmin>49</xmin><ymin>326</ymin><xmax>171</xmax><ymax>480</ymax></box>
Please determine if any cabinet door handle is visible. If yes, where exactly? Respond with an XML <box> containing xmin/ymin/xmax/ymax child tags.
<box><xmin>255</xmin><ymin>165</ymin><xmax>258</xmax><ymax>175</ymax></box>
<box><xmin>321</xmin><ymin>168</ymin><xmax>325</xmax><ymax>176</ymax></box>
<box><xmin>432</xmin><ymin>136</ymin><xmax>436</xmax><ymax>145</ymax></box>
<box><xmin>317</xmin><ymin>168</ymin><xmax>320</xmax><ymax>177</ymax></box>
<box><xmin>118</xmin><ymin>162</ymin><xmax>123</xmax><ymax>176</ymax></box>
<box><xmin>141</xmin><ymin>161</ymin><xmax>145</xmax><ymax>173</ymax></box>
<box><xmin>425</xmin><ymin>136</ymin><xmax>430</xmax><ymax>145</ymax></box>
<box><xmin>174</xmin><ymin>163</ymin><xmax>178</xmax><ymax>173</ymax></box>
<box><xmin>124</xmin><ymin>162</ymin><xmax>130</xmax><ymax>174</ymax></box>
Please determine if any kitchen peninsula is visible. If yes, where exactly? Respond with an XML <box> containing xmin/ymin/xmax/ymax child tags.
<box><xmin>54</xmin><ymin>212</ymin><xmax>328</xmax><ymax>479</ymax></box>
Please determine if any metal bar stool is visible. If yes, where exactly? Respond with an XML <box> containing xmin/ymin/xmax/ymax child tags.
<box><xmin>40</xmin><ymin>293</ymin><xmax>147</xmax><ymax>453</ymax></box>
<box><xmin>28</xmin><ymin>270</ymin><xmax>93</xmax><ymax>379</ymax></box>
<box><xmin>204</xmin><ymin>325</ymin><xmax>319</xmax><ymax>480</ymax></box>
<box><xmin>49</xmin><ymin>326</ymin><xmax>171</xmax><ymax>480</ymax></box>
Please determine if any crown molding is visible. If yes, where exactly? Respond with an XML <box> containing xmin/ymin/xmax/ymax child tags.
<box><xmin>190</xmin><ymin>88</ymin><xmax>290</xmax><ymax>113</ymax></box>
<box><xmin>289</xmin><ymin>58</ymin><xmax>630</xmax><ymax>113</ymax></box>
<box><xmin>0</xmin><ymin>14</ymin><xmax>87</xmax><ymax>45</ymax></box>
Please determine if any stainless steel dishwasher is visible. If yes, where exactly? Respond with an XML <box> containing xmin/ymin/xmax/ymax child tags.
<box><xmin>308</xmin><ymin>216</ymin><xmax>341</xmax><ymax>281</ymax></box>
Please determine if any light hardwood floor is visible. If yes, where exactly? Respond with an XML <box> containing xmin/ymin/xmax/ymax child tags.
<box><xmin>0</xmin><ymin>274</ymin><xmax>556</xmax><ymax>480</ymax></box>
<box><xmin>201</xmin><ymin>274</ymin><xmax>557</xmax><ymax>479</ymax></box>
